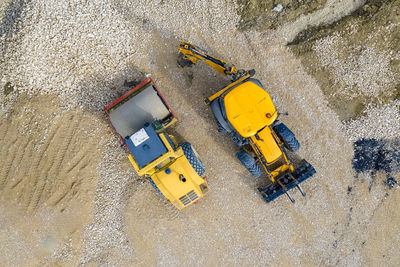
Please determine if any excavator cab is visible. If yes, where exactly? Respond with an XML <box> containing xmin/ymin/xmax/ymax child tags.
<box><xmin>178</xmin><ymin>41</ymin><xmax>316</xmax><ymax>203</ymax></box>
<box><xmin>222</xmin><ymin>78</ymin><xmax>277</xmax><ymax>137</ymax></box>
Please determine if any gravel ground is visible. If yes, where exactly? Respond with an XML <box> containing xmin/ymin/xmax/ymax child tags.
<box><xmin>287</xmin><ymin>0</ymin><xmax>399</xmax><ymax>121</ymax></box>
<box><xmin>1</xmin><ymin>0</ymin><xmax>399</xmax><ymax>266</ymax></box>
<box><xmin>314</xmin><ymin>38</ymin><xmax>397</xmax><ymax>99</ymax></box>
<box><xmin>344</xmin><ymin>100</ymin><xmax>400</xmax><ymax>141</ymax></box>
<box><xmin>80</xmin><ymin>137</ymin><xmax>136</xmax><ymax>266</ymax></box>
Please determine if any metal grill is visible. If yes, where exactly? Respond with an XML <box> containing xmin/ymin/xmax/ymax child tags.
<box><xmin>179</xmin><ymin>190</ymin><xmax>199</xmax><ymax>205</ymax></box>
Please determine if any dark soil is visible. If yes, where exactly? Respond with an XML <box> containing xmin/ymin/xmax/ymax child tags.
<box><xmin>3</xmin><ymin>81</ymin><xmax>14</xmax><ymax>95</ymax></box>
<box><xmin>287</xmin><ymin>0</ymin><xmax>400</xmax><ymax>121</ymax></box>
<box><xmin>237</xmin><ymin>0</ymin><xmax>327</xmax><ymax>30</ymax></box>
<box><xmin>353</xmin><ymin>138</ymin><xmax>400</xmax><ymax>188</ymax></box>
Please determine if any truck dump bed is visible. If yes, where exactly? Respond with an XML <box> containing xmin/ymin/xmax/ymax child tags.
<box><xmin>104</xmin><ymin>78</ymin><xmax>176</xmax><ymax>139</ymax></box>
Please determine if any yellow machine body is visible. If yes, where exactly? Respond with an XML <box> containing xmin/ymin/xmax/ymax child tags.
<box><xmin>178</xmin><ymin>41</ymin><xmax>316</xmax><ymax>203</ymax></box>
<box><xmin>223</xmin><ymin>83</ymin><xmax>292</xmax><ymax>181</ymax></box>
<box><xmin>106</xmin><ymin>77</ymin><xmax>208</xmax><ymax>210</ymax></box>
<box><xmin>250</xmin><ymin>127</ymin><xmax>282</xmax><ymax>163</ymax></box>
<box><xmin>127</xmin><ymin>132</ymin><xmax>209</xmax><ymax>210</ymax></box>
<box><xmin>224</xmin><ymin>81</ymin><xmax>277</xmax><ymax>137</ymax></box>
<box><xmin>150</xmin><ymin>155</ymin><xmax>209</xmax><ymax>210</ymax></box>
<box><xmin>178</xmin><ymin>41</ymin><xmax>291</xmax><ymax>181</ymax></box>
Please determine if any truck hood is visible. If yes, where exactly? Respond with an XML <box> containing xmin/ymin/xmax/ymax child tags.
<box><xmin>150</xmin><ymin>155</ymin><xmax>206</xmax><ymax>206</ymax></box>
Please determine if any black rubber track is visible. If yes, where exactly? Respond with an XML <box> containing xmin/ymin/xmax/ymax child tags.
<box><xmin>181</xmin><ymin>142</ymin><xmax>206</xmax><ymax>176</ymax></box>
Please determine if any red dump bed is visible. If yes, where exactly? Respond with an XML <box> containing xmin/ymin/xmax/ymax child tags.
<box><xmin>104</xmin><ymin>77</ymin><xmax>177</xmax><ymax>145</ymax></box>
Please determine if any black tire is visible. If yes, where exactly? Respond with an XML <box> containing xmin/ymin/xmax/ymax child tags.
<box><xmin>148</xmin><ymin>177</ymin><xmax>165</xmax><ymax>197</ymax></box>
<box><xmin>273</xmin><ymin>123</ymin><xmax>300</xmax><ymax>152</ymax></box>
<box><xmin>177</xmin><ymin>53</ymin><xmax>193</xmax><ymax>67</ymax></box>
<box><xmin>180</xmin><ymin>142</ymin><xmax>206</xmax><ymax>176</ymax></box>
<box><xmin>236</xmin><ymin>149</ymin><xmax>263</xmax><ymax>178</ymax></box>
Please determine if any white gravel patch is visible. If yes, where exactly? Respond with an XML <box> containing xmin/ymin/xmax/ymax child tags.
<box><xmin>1</xmin><ymin>0</ymin><xmax>146</xmax><ymax>113</ymax></box>
<box><xmin>344</xmin><ymin>100</ymin><xmax>400</xmax><ymax>141</ymax></box>
<box><xmin>81</xmin><ymin>136</ymin><xmax>137</xmax><ymax>265</ymax></box>
<box><xmin>313</xmin><ymin>32</ymin><xmax>397</xmax><ymax>99</ymax></box>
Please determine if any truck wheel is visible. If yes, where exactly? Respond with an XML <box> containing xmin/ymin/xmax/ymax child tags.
<box><xmin>148</xmin><ymin>177</ymin><xmax>165</xmax><ymax>197</ymax></box>
<box><xmin>180</xmin><ymin>142</ymin><xmax>206</xmax><ymax>176</ymax></box>
<box><xmin>273</xmin><ymin>123</ymin><xmax>300</xmax><ymax>152</ymax></box>
<box><xmin>236</xmin><ymin>149</ymin><xmax>263</xmax><ymax>178</ymax></box>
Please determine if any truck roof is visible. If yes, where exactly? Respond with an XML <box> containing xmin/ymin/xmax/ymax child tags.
<box><xmin>125</xmin><ymin>124</ymin><xmax>168</xmax><ymax>169</ymax></box>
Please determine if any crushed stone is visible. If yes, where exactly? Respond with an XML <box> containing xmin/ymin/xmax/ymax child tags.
<box><xmin>344</xmin><ymin>100</ymin><xmax>400</xmax><ymax>141</ymax></box>
<box><xmin>0</xmin><ymin>0</ymin><xmax>399</xmax><ymax>265</ymax></box>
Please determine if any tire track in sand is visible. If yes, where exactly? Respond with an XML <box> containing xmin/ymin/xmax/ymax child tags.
<box><xmin>0</xmin><ymin>105</ymin><xmax>101</xmax><ymax>212</ymax></box>
<box><xmin>0</xmin><ymin>118</ymin><xmax>25</xmax><ymax>188</ymax></box>
<box><xmin>21</xmin><ymin>114</ymin><xmax>64</xmax><ymax>210</ymax></box>
<box><xmin>28</xmin><ymin>113</ymin><xmax>77</xmax><ymax>211</ymax></box>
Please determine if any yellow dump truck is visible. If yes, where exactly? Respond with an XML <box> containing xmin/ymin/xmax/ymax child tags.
<box><xmin>104</xmin><ymin>77</ymin><xmax>209</xmax><ymax>209</ymax></box>
<box><xmin>178</xmin><ymin>41</ymin><xmax>315</xmax><ymax>203</ymax></box>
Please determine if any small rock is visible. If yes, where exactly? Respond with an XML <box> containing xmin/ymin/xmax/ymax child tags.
<box><xmin>273</xmin><ymin>4</ymin><xmax>283</xmax><ymax>12</ymax></box>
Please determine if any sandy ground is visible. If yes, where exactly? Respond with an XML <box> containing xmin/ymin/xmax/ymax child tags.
<box><xmin>0</xmin><ymin>0</ymin><xmax>399</xmax><ymax>266</ymax></box>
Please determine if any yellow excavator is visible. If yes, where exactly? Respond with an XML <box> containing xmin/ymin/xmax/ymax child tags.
<box><xmin>178</xmin><ymin>41</ymin><xmax>316</xmax><ymax>203</ymax></box>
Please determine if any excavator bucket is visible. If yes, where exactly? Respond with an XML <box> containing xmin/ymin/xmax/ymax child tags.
<box><xmin>258</xmin><ymin>160</ymin><xmax>316</xmax><ymax>203</ymax></box>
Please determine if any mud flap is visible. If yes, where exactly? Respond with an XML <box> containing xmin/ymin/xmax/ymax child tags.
<box><xmin>258</xmin><ymin>160</ymin><xmax>316</xmax><ymax>203</ymax></box>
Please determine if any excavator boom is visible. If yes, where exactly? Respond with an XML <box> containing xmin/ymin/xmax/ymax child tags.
<box><xmin>178</xmin><ymin>41</ymin><xmax>248</xmax><ymax>81</ymax></box>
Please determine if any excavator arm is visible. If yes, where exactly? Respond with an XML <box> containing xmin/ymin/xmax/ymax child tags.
<box><xmin>178</xmin><ymin>41</ymin><xmax>250</xmax><ymax>81</ymax></box>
